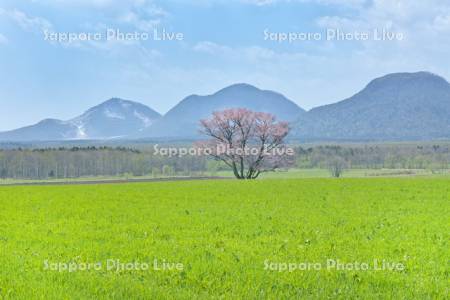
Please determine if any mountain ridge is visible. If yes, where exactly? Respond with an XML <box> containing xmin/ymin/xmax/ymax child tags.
<box><xmin>1</xmin><ymin>72</ymin><xmax>450</xmax><ymax>142</ymax></box>
<box><xmin>138</xmin><ymin>83</ymin><xmax>305</xmax><ymax>138</ymax></box>
<box><xmin>293</xmin><ymin>71</ymin><xmax>450</xmax><ymax>140</ymax></box>
<box><xmin>0</xmin><ymin>98</ymin><xmax>162</xmax><ymax>141</ymax></box>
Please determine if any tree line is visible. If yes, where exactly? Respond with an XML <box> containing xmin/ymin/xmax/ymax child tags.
<box><xmin>296</xmin><ymin>144</ymin><xmax>450</xmax><ymax>172</ymax></box>
<box><xmin>0</xmin><ymin>144</ymin><xmax>448</xmax><ymax>180</ymax></box>
<box><xmin>0</xmin><ymin>147</ymin><xmax>207</xmax><ymax>180</ymax></box>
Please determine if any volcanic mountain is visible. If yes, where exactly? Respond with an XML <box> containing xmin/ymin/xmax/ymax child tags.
<box><xmin>0</xmin><ymin>98</ymin><xmax>161</xmax><ymax>141</ymax></box>
<box><xmin>293</xmin><ymin>72</ymin><xmax>450</xmax><ymax>140</ymax></box>
<box><xmin>139</xmin><ymin>83</ymin><xmax>305</xmax><ymax>138</ymax></box>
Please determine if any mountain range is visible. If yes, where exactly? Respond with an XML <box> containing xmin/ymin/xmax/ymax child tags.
<box><xmin>0</xmin><ymin>71</ymin><xmax>449</xmax><ymax>142</ymax></box>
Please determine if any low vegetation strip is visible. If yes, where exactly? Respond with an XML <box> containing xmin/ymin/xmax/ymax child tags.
<box><xmin>0</xmin><ymin>176</ymin><xmax>229</xmax><ymax>187</ymax></box>
<box><xmin>0</xmin><ymin>178</ymin><xmax>448</xmax><ymax>298</ymax></box>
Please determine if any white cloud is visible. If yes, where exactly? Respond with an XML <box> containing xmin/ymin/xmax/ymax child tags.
<box><xmin>0</xmin><ymin>8</ymin><xmax>53</xmax><ymax>32</ymax></box>
<box><xmin>117</xmin><ymin>2</ymin><xmax>167</xmax><ymax>32</ymax></box>
<box><xmin>194</xmin><ymin>41</ymin><xmax>232</xmax><ymax>54</ymax></box>
<box><xmin>117</xmin><ymin>11</ymin><xmax>161</xmax><ymax>31</ymax></box>
<box><xmin>31</xmin><ymin>0</ymin><xmax>134</xmax><ymax>9</ymax></box>
<box><xmin>0</xmin><ymin>33</ymin><xmax>8</xmax><ymax>45</ymax></box>
<box><xmin>316</xmin><ymin>0</ymin><xmax>450</xmax><ymax>53</ymax></box>
<box><xmin>432</xmin><ymin>14</ymin><xmax>450</xmax><ymax>31</ymax></box>
<box><xmin>30</xmin><ymin>0</ymin><xmax>167</xmax><ymax>31</ymax></box>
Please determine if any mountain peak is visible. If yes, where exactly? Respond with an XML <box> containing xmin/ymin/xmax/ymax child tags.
<box><xmin>96</xmin><ymin>98</ymin><xmax>137</xmax><ymax>108</ymax></box>
<box><xmin>0</xmin><ymin>98</ymin><xmax>162</xmax><ymax>141</ymax></box>
<box><xmin>140</xmin><ymin>83</ymin><xmax>305</xmax><ymax>138</ymax></box>
<box><xmin>296</xmin><ymin>71</ymin><xmax>450</xmax><ymax>141</ymax></box>
<box><xmin>225</xmin><ymin>83</ymin><xmax>259</xmax><ymax>89</ymax></box>
<box><xmin>366</xmin><ymin>71</ymin><xmax>449</xmax><ymax>91</ymax></box>
<box><xmin>214</xmin><ymin>83</ymin><xmax>260</xmax><ymax>95</ymax></box>
<box><xmin>38</xmin><ymin>118</ymin><xmax>64</xmax><ymax>125</ymax></box>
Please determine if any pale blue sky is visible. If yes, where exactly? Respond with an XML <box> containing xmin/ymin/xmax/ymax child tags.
<box><xmin>0</xmin><ymin>0</ymin><xmax>449</xmax><ymax>131</ymax></box>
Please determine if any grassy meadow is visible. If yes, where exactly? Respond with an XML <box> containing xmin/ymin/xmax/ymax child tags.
<box><xmin>0</xmin><ymin>178</ymin><xmax>448</xmax><ymax>299</ymax></box>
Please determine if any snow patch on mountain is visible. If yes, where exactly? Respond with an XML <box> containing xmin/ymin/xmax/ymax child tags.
<box><xmin>134</xmin><ymin>110</ymin><xmax>153</xmax><ymax>128</ymax></box>
<box><xmin>75</xmin><ymin>124</ymin><xmax>87</xmax><ymax>139</ymax></box>
<box><xmin>104</xmin><ymin>109</ymin><xmax>125</xmax><ymax>120</ymax></box>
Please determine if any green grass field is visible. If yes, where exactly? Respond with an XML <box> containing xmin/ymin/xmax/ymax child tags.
<box><xmin>0</xmin><ymin>178</ymin><xmax>449</xmax><ymax>299</ymax></box>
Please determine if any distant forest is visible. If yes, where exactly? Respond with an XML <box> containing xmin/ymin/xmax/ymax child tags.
<box><xmin>0</xmin><ymin>143</ymin><xmax>449</xmax><ymax>180</ymax></box>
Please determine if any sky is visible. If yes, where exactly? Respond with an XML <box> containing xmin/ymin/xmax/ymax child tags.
<box><xmin>0</xmin><ymin>0</ymin><xmax>449</xmax><ymax>131</ymax></box>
